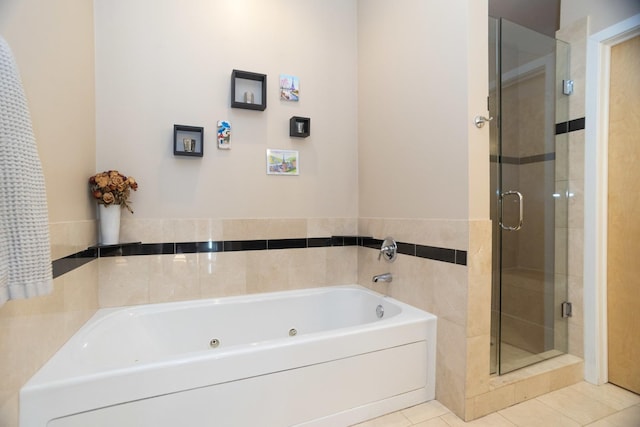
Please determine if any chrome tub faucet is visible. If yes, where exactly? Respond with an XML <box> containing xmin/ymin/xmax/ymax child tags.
<box><xmin>372</xmin><ymin>273</ymin><xmax>392</xmax><ymax>283</ymax></box>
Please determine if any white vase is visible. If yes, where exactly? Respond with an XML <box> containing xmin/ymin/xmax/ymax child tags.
<box><xmin>99</xmin><ymin>204</ymin><xmax>121</xmax><ymax>245</ymax></box>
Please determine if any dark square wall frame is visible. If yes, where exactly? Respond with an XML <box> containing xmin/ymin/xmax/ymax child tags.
<box><xmin>174</xmin><ymin>125</ymin><xmax>204</xmax><ymax>157</ymax></box>
<box><xmin>231</xmin><ymin>69</ymin><xmax>267</xmax><ymax>111</ymax></box>
<box><xmin>290</xmin><ymin>116</ymin><xmax>310</xmax><ymax>138</ymax></box>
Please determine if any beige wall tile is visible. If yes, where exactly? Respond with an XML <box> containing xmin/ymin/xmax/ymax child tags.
<box><xmin>568</xmin><ymin>130</ymin><xmax>585</xmax><ymax>181</ymax></box>
<box><xmin>387</xmin><ymin>255</ymin><xmax>436</xmax><ymax>313</ymax></box>
<box><xmin>568</xmin><ymin>179</ymin><xmax>584</xmax><ymax>230</ymax></box>
<box><xmin>49</xmin><ymin>222</ymin><xmax>73</xmax><ymax>260</ymax></box>
<box><xmin>98</xmin><ymin>256</ymin><xmax>150</xmax><ymax>307</ymax></box>
<box><xmin>358</xmin><ymin>218</ymin><xmax>469</xmax><ymax>250</ymax></box>
<box><xmin>357</xmin><ymin>245</ymin><xmax>391</xmax><ymax>296</ymax></box>
<box><xmin>471</xmin><ymin>385</ymin><xmax>516</xmax><ymax>420</ymax></box>
<box><xmin>466</xmin><ymin>335</ymin><xmax>491</xmax><ymax>397</ymax></box>
<box><xmin>120</xmin><ymin>218</ymin><xmax>169</xmax><ymax>243</ymax></box>
<box><xmin>149</xmin><ymin>254</ymin><xmax>200</xmax><ymax>303</ymax></box>
<box><xmin>63</xmin><ymin>261</ymin><xmax>99</xmax><ymax>336</ymax></box>
<box><xmin>549</xmin><ymin>359</ymin><xmax>584</xmax><ymax>390</ymax></box>
<box><xmin>222</xmin><ymin>219</ymin><xmax>264</xmax><ymax>241</ymax></box>
<box><xmin>0</xmin><ymin>395</ymin><xmax>18</xmax><ymax>427</ymax></box>
<box><xmin>556</xmin><ymin>137</ymin><xmax>569</xmax><ymax>182</ymax></box>
<box><xmin>169</xmin><ymin>219</ymin><xmax>198</xmax><ymax>242</ymax></box>
<box><xmin>245</xmin><ymin>249</ymin><xmax>292</xmax><ymax>294</ymax></box>
<box><xmin>287</xmin><ymin>248</ymin><xmax>327</xmax><ymax>289</ymax></box>
<box><xmin>568</xmin><ymin>228</ymin><xmax>583</xmax><ymax>278</ymax></box>
<box><xmin>49</xmin><ymin>220</ymin><xmax>97</xmax><ymax>259</ymax></box>
<box><xmin>198</xmin><ymin>252</ymin><xmax>247</xmax><ymax>299</ymax></box>
<box><xmin>467</xmin><ymin>221</ymin><xmax>492</xmax><ymax>338</ymax></box>
<box><xmin>326</xmin><ymin>246</ymin><xmax>358</xmax><ymax>285</ymax></box>
<box><xmin>432</xmin><ymin>263</ymin><xmax>468</xmax><ymax>327</ymax></box>
<box><xmin>436</xmin><ymin>318</ymin><xmax>467</xmax><ymax>417</ymax></box>
<box><xmin>307</xmin><ymin>218</ymin><xmax>357</xmax><ymax>237</ymax></box>
<box><xmin>0</xmin><ymin>255</ymin><xmax>99</xmax><ymax>427</ymax></box>
<box><xmin>556</xmin><ymin>18</ymin><xmax>587</xmax><ymax>121</ymax></box>
<box><xmin>265</xmin><ymin>219</ymin><xmax>308</xmax><ymax>239</ymax></box>
<box><xmin>513</xmin><ymin>373</ymin><xmax>551</xmax><ymax>402</ymax></box>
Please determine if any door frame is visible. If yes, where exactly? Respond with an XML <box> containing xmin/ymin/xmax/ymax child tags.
<box><xmin>584</xmin><ymin>13</ymin><xmax>640</xmax><ymax>385</ymax></box>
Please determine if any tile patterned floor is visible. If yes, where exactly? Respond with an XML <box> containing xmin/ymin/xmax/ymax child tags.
<box><xmin>352</xmin><ymin>382</ymin><xmax>640</xmax><ymax>427</ymax></box>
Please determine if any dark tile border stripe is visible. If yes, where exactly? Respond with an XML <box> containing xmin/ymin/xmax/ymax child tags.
<box><xmin>555</xmin><ymin>117</ymin><xmax>585</xmax><ymax>135</ymax></box>
<box><xmin>416</xmin><ymin>245</ymin><xmax>456</xmax><ymax>264</ymax></box>
<box><xmin>52</xmin><ymin>235</ymin><xmax>467</xmax><ymax>279</ymax></box>
<box><xmin>51</xmin><ymin>248</ymin><xmax>97</xmax><ymax>278</ymax></box>
<box><xmin>224</xmin><ymin>240</ymin><xmax>267</xmax><ymax>252</ymax></box>
<box><xmin>490</xmin><ymin>152</ymin><xmax>556</xmax><ymax>165</ymax></box>
<box><xmin>488</xmin><ymin>116</ymin><xmax>586</xmax><ymax>166</ymax></box>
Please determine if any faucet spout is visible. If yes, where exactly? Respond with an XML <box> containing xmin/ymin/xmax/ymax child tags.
<box><xmin>372</xmin><ymin>273</ymin><xmax>393</xmax><ymax>283</ymax></box>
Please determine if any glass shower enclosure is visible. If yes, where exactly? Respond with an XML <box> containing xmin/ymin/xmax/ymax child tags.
<box><xmin>489</xmin><ymin>17</ymin><xmax>571</xmax><ymax>375</ymax></box>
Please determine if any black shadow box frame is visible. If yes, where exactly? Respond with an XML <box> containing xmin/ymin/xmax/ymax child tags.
<box><xmin>290</xmin><ymin>116</ymin><xmax>310</xmax><ymax>138</ymax></box>
<box><xmin>231</xmin><ymin>69</ymin><xmax>267</xmax><ymax>111</ymax></box>
<box><xmin>174</xmin><ymin>125</ymin><xmax>204</xmax><ymax>157</ymax></box>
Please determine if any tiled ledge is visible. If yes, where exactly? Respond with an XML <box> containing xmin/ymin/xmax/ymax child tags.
<box><xmin>467</xmin><ymin>354</ymin><xmax>584</xmax><ymax>420</ymax></box>
<box><xmin>52</xmin><ymin>235</ymin><xmax>467</xmax><ymax>279</ymax></box>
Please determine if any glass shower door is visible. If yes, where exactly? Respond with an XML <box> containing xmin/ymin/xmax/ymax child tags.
<box><xmin>490</xmin><ymin>18</ymin><xmax>570</xmax><ymax>375</ymax></box>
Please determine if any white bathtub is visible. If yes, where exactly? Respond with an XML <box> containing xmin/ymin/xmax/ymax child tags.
<box><xmin>20</xmin><ymin>285</ymin><xmax>436</xmax><ymax>427</ymax></box>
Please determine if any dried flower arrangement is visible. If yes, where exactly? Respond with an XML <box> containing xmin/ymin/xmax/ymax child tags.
<box><xmin>89</xmin><ymin>170</ymin><xmax>138</xmax><ymax>213</ymax></box>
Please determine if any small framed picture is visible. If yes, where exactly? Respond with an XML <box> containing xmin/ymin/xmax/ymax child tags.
<box><xmin>217</xmin><ymin>120</ymin><xmax>231</xmax><ymax>149</ymax></box>
<box><xmin>266</xmin><ymin>149</ymin><xmax>299</xmax><ymax>175</ymax></box>
<box><xmin>280</xmin><ymin>74</ymin><xmax>299</xmax><ymax>101</ymax></box>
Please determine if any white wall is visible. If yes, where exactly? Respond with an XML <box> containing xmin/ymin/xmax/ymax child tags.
<box><xmin>94</xmin><ymin>0</ymin><xmax>358</xmax><ymax>219</ymax></box>
<box><xmin>1</xmin><ymin>0</ymin><xmax>96</xmax><ymax>223</ymax></box>
<box><xmin>561</xmin><ymin>0</ymin><xmax>640</xmax><ymax>34</ymax></box>
<box><xmin>357</xmin><ymin>0</ymin><xmax>488</xmax><ymax>220</ymax></box>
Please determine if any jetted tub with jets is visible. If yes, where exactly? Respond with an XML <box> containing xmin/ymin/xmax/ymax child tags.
<box><xmin>20</xmin><ymin>285</ymin><xmax>436</xmax><ymax>427</ymax></box>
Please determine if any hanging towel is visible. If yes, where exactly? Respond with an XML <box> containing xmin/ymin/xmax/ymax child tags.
<box><xmin>0</xmin><ymin>35</ymin><xmax>53</xmax><ymax>306</ymax></box>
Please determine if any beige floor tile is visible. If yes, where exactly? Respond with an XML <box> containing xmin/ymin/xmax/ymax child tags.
<box><xmin>353</xmin><ymin>385</ymin><xmax>637</xmax><ymax>427</ymax></box>
<box><xmin>585</xmin><ymin>404</ymin><xmax>640</xmax><ymax>427</ymax></box>
<box><xmin>499</xmin><ymin>398</ymin><xmax>581</xmax><ymax>427</ymax></box>
<box><xmin>440</xmin><ymin>411</ymin><xmax>516</xmax><ymax>426</ymax></box>
<box><xmin>537</xmin><ymin>384</ymin><xmax>618</xmax><ymax>424</ymax></box>
<box><xmin>569</xmin><ymin>382</ymin><xmax>640</xmax><ymax>411</ymax></box>
<box><xmin>413</xmin><ymin>417</ymin><xmax>451</xmax><ymax>427</ymax></box>
<box><xmin>351</xmin><ymin>411</ymin><xmax>412</xmax><ymax>427</ymax></box>
<box><xmin>401</xmin><ymin>400</ymin><xmax>450</xmax><ymax>424</ymax></box>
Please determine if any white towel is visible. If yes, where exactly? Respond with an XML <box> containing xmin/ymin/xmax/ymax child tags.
<box><xmin>0</xmin><ymin>35</ymin><xmax>53</xmax><ymax>306</ymax></box>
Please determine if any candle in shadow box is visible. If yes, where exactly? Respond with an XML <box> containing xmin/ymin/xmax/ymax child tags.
<box><xmin>244</xmin><ymin>91</ymin><xmax>254</xmax><ymax>104</ymax></box>
<box><xmin>183</xmin><ymin>138</ymin><xmax>195</xmax><ymax>152</ymax></box>
<box><xmin>296</xmin><ymin>122</ymin><xmax>305</xmax><ymax>133</ymax></box>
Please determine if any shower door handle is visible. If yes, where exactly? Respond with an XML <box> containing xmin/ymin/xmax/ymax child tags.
<box><xmin>500</xmin><ymin>191</ymin><xmax>523</xmax><ymax>231</ymax></box>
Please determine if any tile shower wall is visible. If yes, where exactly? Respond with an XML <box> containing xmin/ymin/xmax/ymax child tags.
<box><xmin>499</xmin><ymin>70</ymin><xmax>558</xmax><ymax>355</ymax></box>
<box><xmin>556</xmin><ymin>17</ymin><xmax>588</xmax><ymax>359</ymax></box>
<box><xmin>459</xmin><ymin>16</ymin><xmax>589</xmax><ymax>422</ymax></box>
